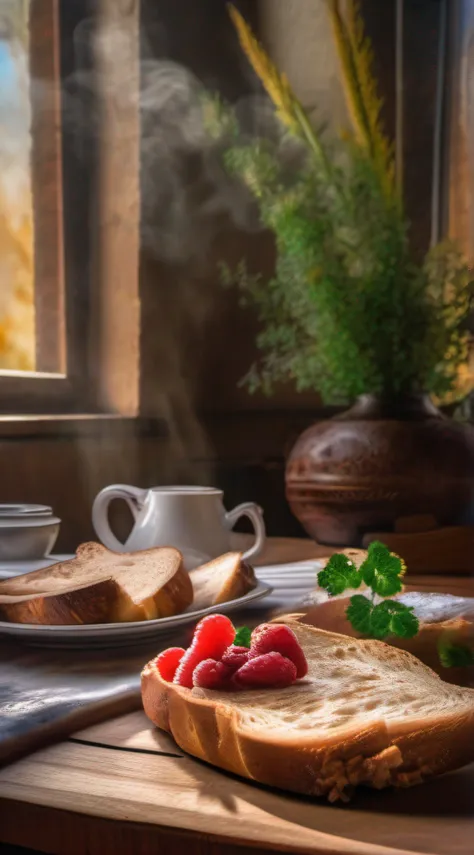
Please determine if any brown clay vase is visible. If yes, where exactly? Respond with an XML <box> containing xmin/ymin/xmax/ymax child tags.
<box><xmin>285</xmin><ymin>394</ymin><xmax>474</xmax><ymax>546</ymax></box>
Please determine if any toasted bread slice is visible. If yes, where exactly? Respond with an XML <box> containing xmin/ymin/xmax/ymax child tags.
<box><xmin>0</xmin><ymin>544</ymin><xmax>192</xmax><ymax>625</ymax></box>
<box><xmin>190</xmin><ymin>552</ymin><xmax>256</xmax><ymax>610</ymax></box>
<box><xmin>142</xmin><ymin>619</ymin><xmax>474</xmax><ymax>802</ymax></box>
<box><xmin>0</xmin><ymin>542</ymin><xmax>137</xmax><ymax>596</ymax></box>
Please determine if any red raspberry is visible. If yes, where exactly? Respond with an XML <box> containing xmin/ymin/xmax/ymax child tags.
<box><xmin>192</xmin><ymin>614</ymin><xmax>236</xmax><ymax>657</ymax></box>
<box><xmin>192</xmin><ymin>659</ymin><xmax>232</xmax><ymax>689</ymax></box>
<box><xmin>155</xmin><ymin>647</ymin><xmax>185</xmax><ymax>682</ymax></box>
<box><xmin>221</xmin><ymin>645</ymin><xmax>250</xmax><ymax>672</ymax></box>
<box><xmin>174</xmin><ymin>614</ymin><xmax>236</xmax><ymax>688</ymax></box>
<box><xmin>250</xmin><ymin>624</ymin><xmax>308</xmax><ymax>678</ymax></box>
<box><xmin>234</xmin><ymin>652</ymin><xmax>297</xmax><ymax>689</ymax></box>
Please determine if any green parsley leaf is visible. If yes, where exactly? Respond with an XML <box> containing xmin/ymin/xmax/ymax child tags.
<box><xmin>438</xmin><ymin>639</ymin><xmax>474</xmax><ymax>668</ymax></box>
<box><xmin>317</xmin><ymin>553</ymin><xmax>362</xmax><ymax>596</ymax></box>
<box><xmin>345</xmin><ymin>597</ymin><xmax>419</xmax><ymax>640</ymax></box>
<box><xmin>359</xmin><ymin>541</ymin><xmax>405</xmax><ymax>597</ymax></box>
<box><xmin>370</xmin><ymin>600</ymin><xmax>419</xmax><ymax>639</ymax></box>
<box><xmin>234</xmin><ymin>626</ymin><xmax>251</xmax><ymax>648</ymax></box>
<box><xmin>346</xmin><ymin>595</ymin><xmax>373</xmax><ymax>634</ymax></box>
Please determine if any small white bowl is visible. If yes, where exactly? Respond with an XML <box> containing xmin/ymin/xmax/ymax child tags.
<box><xmin>0</xmin><ymin>505</ymin><xmax>61</xmax><ymax>561</ymax></box>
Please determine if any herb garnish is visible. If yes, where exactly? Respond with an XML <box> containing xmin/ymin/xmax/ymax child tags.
<box><xmin>317</xmin><ymin>553</ymin><xmax>362</xmax><ymax>596</ymax></box>
<box><xmin>234</xmin><ymin>626</ymin><xmax>252</xmax><ymax>648</ymax></box>
<box><xmin>438</xmin><ymin>638</ymin><xmax>474</xmax><ymax>668</ymax></box>
<box><xmin>318</xmin><ymin>541</ymin><xmax>419</xmax><ymax>641</ymax></box>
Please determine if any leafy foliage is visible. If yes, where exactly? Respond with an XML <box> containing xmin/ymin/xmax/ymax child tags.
<box><xmin>438</xmin><ymin>638</ymin><xmax>474</xmax><ymax>668</ymax></box>
<box><xmin>345</xmin><ymin>595</ymin><xmax>373</xmax><ymax>635</ymax></box>
<box><xmin>209</xmin><ymin>6</ymin><xmax>473</xmax><ymax>403</ymax></box>
<box><xmin>234</xmin><ymin>626</ymin><xmax>252</xmax><ymax>648</ymax></box>
<box><xmin>317</xmin><ymin>553</ymin><xmax>362</xmax><ymax>596</ymax></box>
<box><xmin>369</xmin><ymin>600</ymin><xmax>419</xmax><ymax>639</ymax></box>
<box><xmin>347</xmin><ymin>594</ymin><xmax>420</xmax><ymax>641</ymax></box>
<box><xmin>318</xmin><ymin>543</ymin><xmax>419</xmax><ymax>642</ymax></box>
<box><xmin>359</xmin><ymin>541</ymin><xmax>406</xmax><ymax>597</ymax></box>
<box><xmin>347</xmin><ymin>598</ymin><xmax>418</xmax><ymax>639</ymax></box>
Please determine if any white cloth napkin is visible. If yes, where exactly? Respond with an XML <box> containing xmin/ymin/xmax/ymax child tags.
<box><xmin>252</xmin><ymin>560</ymin><xmax>323</xmax><ymax>611</ymax></box>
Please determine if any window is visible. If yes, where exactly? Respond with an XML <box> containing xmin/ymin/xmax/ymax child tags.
<box><xmin>0</xmin><ymin>0</ymin><xmax>36</xmax><ymax>373</ymax></box>
<box><xmin>0</xmin><ymin>0</ymin><xmax>141</xmax><ymax>416</ymax></box>
<box><xmin>0</xmin><ymin>0</ymin><xmax>72</xmax><ymax>413</ymax></box>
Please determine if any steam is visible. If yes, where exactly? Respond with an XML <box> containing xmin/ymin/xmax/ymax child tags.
<box><xmin>61</xmin><ymin>16</ymin><xmax>300</xmax><ymax>266</ymax></box>
<box><xmin>34</xmin><ymin>12</ymin><xmax>299</xmax><ymax>499</ymax></box>
<box><xmin>138</xmin><ymin>62</ymin><xmax>298</xmax><ymax>263</ymax></box>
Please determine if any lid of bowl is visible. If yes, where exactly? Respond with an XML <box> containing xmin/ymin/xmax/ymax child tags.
<box><xmin>0</xmin><ymin>504</ymin><xmax>53</xmax><ymax>518</ymax></box>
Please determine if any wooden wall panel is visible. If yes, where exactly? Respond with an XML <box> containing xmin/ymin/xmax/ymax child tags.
<box><xmin>1</xmin><ymin>1</ymin><xmax>450</xmax><ymax>550</ymax></box>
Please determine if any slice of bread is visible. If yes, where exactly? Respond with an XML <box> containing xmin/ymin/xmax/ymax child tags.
<box><xmin>0</xmin><ymin>542</ymin><xmax>140</xmax><ymax>596</ymax></box>
<box><xmin>141</xmin><ymin>618</ymin><xmax>474</xmax><ymax>802</ymax></box>
<box><xmin>0</xmin><ymin>543</ymin><xmax>193</xmax><ymax>625</ymax></box>
<box><xmin>295</xmin><ymin>591</ymin><xmax>474</xmax><ymax>686</ymax></box>
<box><xmin>190</xmin><ymin>553</ymin><xmax>256</xmax><ymax>611</ymax></box>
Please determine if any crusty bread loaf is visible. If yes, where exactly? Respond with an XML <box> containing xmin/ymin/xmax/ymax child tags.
<box><xmin>142</xmin><ymin>619</ymin><xmax>474</xmax><ymax>802</ymax></box>
<box><xmin>0</xmin><ymin>544</ymin><xmax>192</xmax><ymax>625</ymax></box>
<box><xmin>190</xmin><ymin>552</ymin><xmax>256</xmax><ymax>610</ymax></box>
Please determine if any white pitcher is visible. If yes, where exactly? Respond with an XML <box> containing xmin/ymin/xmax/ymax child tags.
<box><xmin>92</xmin><ymin>485</ymin><xmax>266</xmax><ymax>569</ymax></box>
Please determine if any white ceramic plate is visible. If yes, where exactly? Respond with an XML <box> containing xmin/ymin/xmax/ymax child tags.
<box><xmin>0</xmin><ymin>581</ymin><xmax>272</xmax><ymax>649</ymax></box>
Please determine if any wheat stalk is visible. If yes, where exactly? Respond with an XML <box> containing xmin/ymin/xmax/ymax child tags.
<box><xmin>328</xmin><ymin>0</ymin><xmax>395</xmax><ymax>198</ymax></box>
<box><xmin>228</xmin><ymin>5</ymin><xmax>331</xmax><ymax>171</ymax></box>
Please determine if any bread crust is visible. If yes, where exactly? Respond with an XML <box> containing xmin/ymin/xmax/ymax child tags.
<box><xmin>141</xmin><ymin>621</ymin><xmax>474</xmax><ymax>802</ymax></box>
<box><xmin>190</xmin><ymin>553</ymin><xmax>256</xmax><ymax>610</ymax></box>
<box><xmin>150</xmin><ymin>559</ymin><xmax>193</xmax><ymax>619</ymax></box>
<box><xmin>0</xmin><ymin>579</ymin><xmax>126</xmax><ymax>625</ymax></box>
<box><xmin>214</xmin><ymin>559</ymin><xmax>256</xmax><ymax>604</ymax></box>
<box><xmin>0</xmin><ymin>545</ymin><xmax>192</xmax><ymax>625</ymax></box>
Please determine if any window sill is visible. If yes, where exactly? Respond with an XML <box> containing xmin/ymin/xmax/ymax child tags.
<box><xmin>0</xmin><ymin>415</ymin><xmax>169</xmax><ymax>440</ymax></box>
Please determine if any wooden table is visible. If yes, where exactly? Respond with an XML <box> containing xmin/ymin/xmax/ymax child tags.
<box><xmin>0</xmin><ymin>710</ymin><xmax>472</xmax><ymax>855</ymax></box>
<box><xmin>0</xmin><ymin>537</ymin><xmax>472</xmax><ymax>855</ymax></box>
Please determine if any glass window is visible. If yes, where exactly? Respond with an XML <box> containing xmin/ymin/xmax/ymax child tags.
<box><xmin>0</xmin><ymin>0</ymin><xmax>35</xmax><ymax>372</ymax></box>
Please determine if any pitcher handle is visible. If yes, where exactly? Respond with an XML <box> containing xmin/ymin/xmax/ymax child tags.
<box><xmin>224</xmin><ymin>502</ymin><xmax>266</xmax><ymax>563</ymax></box>
<box><xmin>92</xmin><ymin>484</ymin><xmax>147</xmax><ymax>553</ymax></box>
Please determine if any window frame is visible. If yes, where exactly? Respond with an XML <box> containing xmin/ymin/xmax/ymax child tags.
<box><xmin>30</xmin><ymin>0</ymin><xmax>66</xmax><ymax>377</ymax></box>
<box><xmin>445</xmin><ymin>0</ymin><xmax>474</xmax><ymax>259</ymax></box>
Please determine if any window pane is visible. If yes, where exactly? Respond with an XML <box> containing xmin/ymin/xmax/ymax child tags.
<box><xmin>0</xmin><ymin>0</ymin><xmax>35</xmax><ymax>372</ymax></box>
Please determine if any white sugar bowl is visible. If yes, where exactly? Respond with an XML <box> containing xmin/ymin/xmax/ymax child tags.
<box><xmin>0</xmin><ymin>505</ymin><xmax>61</xmax><ymax>561</ymax></box>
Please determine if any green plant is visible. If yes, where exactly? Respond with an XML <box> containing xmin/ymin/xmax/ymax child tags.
<box><xmin>206</xmin><ymin>4</ymin><xmax>473</xmax><ymax>403</ymax></box>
